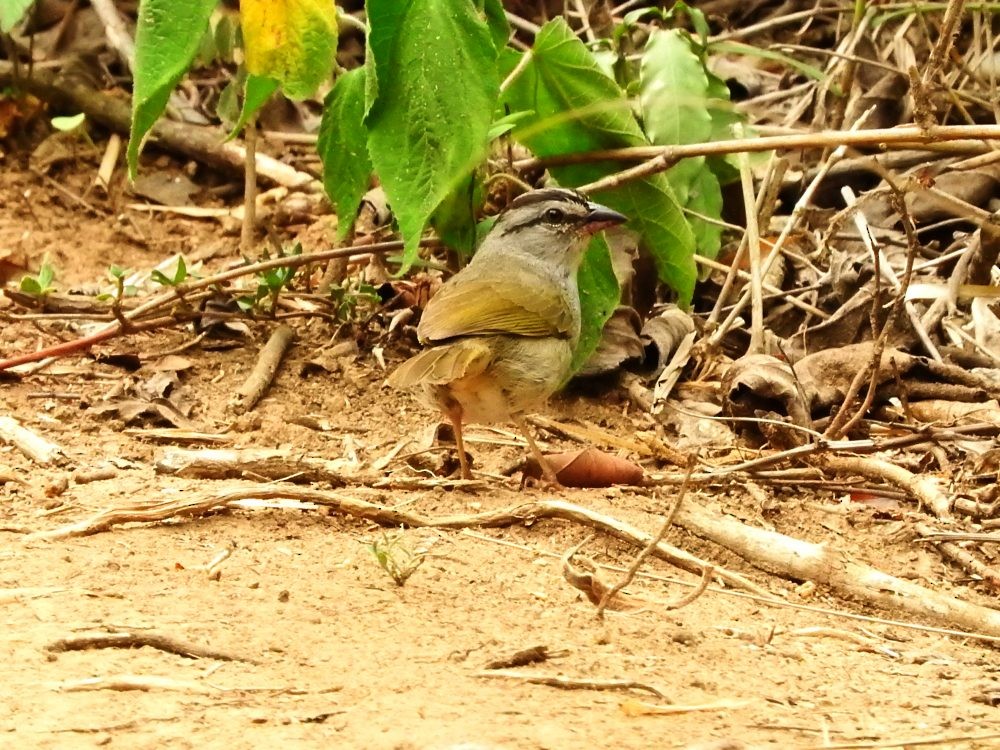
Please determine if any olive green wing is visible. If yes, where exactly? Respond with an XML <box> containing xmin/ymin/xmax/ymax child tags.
<box><xmin>387</xmin><ymin>338</ymin><xmax>493</xmax><ymax>389</ymax></box>
<box><xmin>417</xmin><ymin>271</ymin><xmax>574</xmax><ymax>343</ymax></box>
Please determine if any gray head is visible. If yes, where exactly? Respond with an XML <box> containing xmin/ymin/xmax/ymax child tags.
<box><xmin>472</xmin><ymin>188</ymin><xmax>626</xmax><ymax>277</ymax></box>
<box><xmin>490</xmin><ymin>188</ymin><xmax>628</xmax><ymax>245</ymax></box>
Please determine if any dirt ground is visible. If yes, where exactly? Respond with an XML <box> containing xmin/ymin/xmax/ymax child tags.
<box><xmin>3</xmin><ymin>160</ymin><xmax>1000</xmax><ymax>750</ymax></box>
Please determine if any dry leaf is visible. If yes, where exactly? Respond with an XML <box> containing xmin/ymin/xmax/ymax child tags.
<box><xmin>526</xmin><ymin>447</ymin><xmax>644</xmax><ymax>487</ymax></box>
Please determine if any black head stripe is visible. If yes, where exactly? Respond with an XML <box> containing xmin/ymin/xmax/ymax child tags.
<box><xmin>508</xmin><ymin>188</ymin><xmax>588</xmax><ymax>211</ymax></box>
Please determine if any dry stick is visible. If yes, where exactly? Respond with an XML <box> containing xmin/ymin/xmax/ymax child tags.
<box><xmin>94</xmin><ymin>133</ymin><xmax>121</xmax><ymax>194</ymax></box>
<box><xmin>922</xmin><ymin>0</ymin><xmax>967</xmax><ymax>88</ymax></box>
<box><xmin>644</xmin><ymin>421</ymin><xmax>1000</xmax><ymax>482</ymax></box>
<box><xmin>50</xmin><ymin>675</ymin><xmax>219</xmax><ymax>695</ymax></box>
<box><xmin>0</xmin><ymin>416</ymin><xmax>64</xmax><ymax>464</ymax></box>
<box><xmin>0</xmin><ymin>63</ymin><xmax>318</xmax><ymax>191</ymax></box>
<box><xmin>32</xmin><ymin>486</ymin><xmax>1000</xmax><ymax>637</ymax></box>
<box><xmin>703</xmin><ymin>152</ymin><xmax>778</xmax><ymax>329</ymax></box>
<box><xmin>46</xmin><ymin>631</ymin><xmax>251</xmax><ymax>662</ymax></box>
<box><xmin>820</xmin><ymin>454</ymin><xmax>951</xmax><ymax>520</ymax></box>
<box><xmin>241</xmin><ymin>115</ymin><xmax>259</xmax><ymax>253</ymax></box>
<box><xmin>828</xmin><ymin>168</ymin><xmax>930</xmax><ymax>440</ymax></box>
<box><xmin>89</xmin><ymin>0</ymin><xmax>136</xmax><ymax>71</ymax></box>
<box><xmin>823</xmin><ymin>198</ymin><xmax>891</xmax><ymax>441</ymax></box>
<box><xmin>230</xmin><ymin>324</ymin><xmax>295</xmax><ymax>413</ymax></box>
<box><xmin>842</xmin><ymin>185</ymin><xmax>942</xmax><ymax>361</ymax></box>
<box><xmin>476</xmin><ymin>670</ymin><xmax>667</xmax><ymax>699</ymax></box>
<box><xmin>736</xmin><ymin>131</ymin><xmax>766</xmax><ymax>354</ymax></box>
<box><xmin>830</xmin><ymin>735</ymin><xmax>1000</xmax><ymax>750</ymax></box>
<box><xmin>915</xmin><ymin>523</ymin><xmax>1000</xmax><ymax>590</ymax></box>
<box><xmin>0</xmin><ymin>239</ymin><xmax>427</xmax><ymax>372</ymax></box>
<box><xmin>31</xmin><ymin>488</ymin><xmax>770</xmax><ymax>596</ymax></box>
<box><xmin>595</xmin><ymin>461</ymin><xmax>696</xmax><ymax>619</ymax></box>
<box><xmin>696</xmin><ymin>253</ymin><xmax>829</xmax><ymax>320</ymax></box>
<box><xmin>562</xmin><ymin>124</ymin><xmax>1000</xmax><ymax>192</ymax></box>
<box><xmin>705</xmin><ymin>109</ymin><xmax>876</xmax><ymax>349</ymax></box>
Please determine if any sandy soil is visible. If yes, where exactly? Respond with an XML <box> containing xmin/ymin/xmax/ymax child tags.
<box><xmin>2</xmin><ymin>159</ymin><xmax>1000</xmax><ymax>750</ymax></box>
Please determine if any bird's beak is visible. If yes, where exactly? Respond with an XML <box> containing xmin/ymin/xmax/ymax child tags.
<box><xmin>583</xmin><ymin>202</ymin><xmax>628</xmax><ymax>234</ymax></box>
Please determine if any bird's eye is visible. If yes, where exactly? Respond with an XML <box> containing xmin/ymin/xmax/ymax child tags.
<box><xmin>543</xmin><ymin>207</ymin><xmax>565</xmax><ymax>223</ymax></box>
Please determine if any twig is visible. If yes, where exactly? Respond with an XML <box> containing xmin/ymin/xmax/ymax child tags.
<box><xmin>463</xmin><ymin>529</ymin><xmax>1000</xmax><ymax>646</ymax></box>
<box><xmin>915</xmin><ymin>523</ymin><xmax>1000</xmax><ymax>590</ymax></box>
<box><xmin>241</xmin><ymin>115</ymin><xmax>258</xmax><ymax>253</ymax></box>
<box><xmin>819</xmin><ymin>454</ymin><xmax>951</xmax><ymax>519</ymax></box>
<box><xmin>619</xmin><ymin>697</ymin><xmax>753</xmax><ymax>716</ymax></box>
<box><xmin>736</xmin><ymin>128</ymin><xmax>766</xmax><ymax>354</ymax></box>
<box><xmin>476</xmin><ymin>670</ymin><xmax>666</xmax><ymax>699</ymax></box>
<box><xmin>706</xmin><ymin>108</ymin><xmax>875</xmax><ymax>348</ymax></box>
<box><xmin>0</xmin><ymin>416</ymin><xmax>64</xmax><ymax>464</ymax></box>
<box><xmin>483</xmin><ymin>645</ymin><xmax>559</xmax><ymax>670</ymax></box>
<box><xmin>230</xmin><ymin>325</ymin><xmax>296</xmax><ymax>413</ymax></box>
<box><xmin>596</xmin><ymin>460</ymin><xmax>696</xmax><ymax>618</ymax></box>
<box><xmin>89</xmin><ymin>0</ymin><xmax>136</xmax><ymax>71</ymax></box>
<box><xmin>46</xmin><ymin>631</ymin><xmax>251</xmax><ymax>662</ymax></box>
<box><xmin>922</xmin><ymin>0</ymin><xmax>967</xmax><ymax>88</ymax></box>
<box><xmin>560</xmin><ymin>123</ymin><xmax>1000</xmax><ymax>192</ymax></box>
<box><xmin>841</xmin><ymin>185</ymin><xmax>941</xmax><ymax>361</ymax></box>
<box><xmin>49</xmin><ymin>675</ymin><xmax>218</xmax><ymax>694</ymax></box>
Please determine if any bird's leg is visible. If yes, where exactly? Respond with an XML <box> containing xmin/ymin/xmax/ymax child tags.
<box><xmin>445</xmin><ymin>408</ymin><xmax>472</xmax><ymax>480</ymax></box>
<box><xmin>514</xmin><ymin>414</ymin><xmax>561</xmax><ymax>487</ymax></box>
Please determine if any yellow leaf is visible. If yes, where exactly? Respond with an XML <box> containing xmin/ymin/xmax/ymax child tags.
<box><xmin>241</xmin><ymin>0</ymin><xmax>337</xmax><ymax>100</ymax></box>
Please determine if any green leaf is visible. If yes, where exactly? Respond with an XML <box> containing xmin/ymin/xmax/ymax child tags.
<box><xmin>37</xmin><ymin>263</ymin><xmax>54</xmax><ymax>289</ymax></box>
<box><xmin>487</xmin><ymin>110</ymin><xmax>532</xmax><ymax>141</ymax></box>
<box><xmin>226</xmin><ymin>73</ymin><xmax>279</xmax><ymax>139</ymax></box>
<box><xmin>0</xmin><ymin>0</ymin><xmax>33</xmax><ymax>33</ymax></box>
<box><xmin>430</xmin><ymin>172</ymin><xmax>481</xmax><ymax>256</ymax></box>
<box><xmin>681</xmin><ymin>162</ymin><xmax>723</xmax><ymax>259</ymax></box>
<box><xmin>501</xmin><ymin>19</ymin><xmax>697</xmax><ymax>303</ymax></box>
<box><xmin>640</xmin><ymin>29</ymin><xmax>711</xmax><ymax>146</ymax></box>
<box><xmin>128</xmin><ymin>0</ymin><xmax>219</xmax><ymax>178</ymax></box>
<box><xmin>709</xmin><ymin>40</ymin><xmax>829</xmax><ymax>85</ymax></box>
<box><xmin>571</xmin><ymin>234</ymin><xmax>620</xmax><ymax>375</ymax></box>
<box><xmin>364</xmin><ymin>0</ymin><xmax>499</xmax><ymax>270</ymax></box>
<box><xmin>240</xmin><ymin>0</ymin><xmax>337</xmax><ymax>100</ymax></box>
<box><xmin>51</xmin><ymin>113</ymin><xmax>87</xmax><ymax>132</ymax></box>
<box><xmin>481</xmin><ymin>0</ymin><xmax>510</xmax><ymax>52</ymax></box>
<box><xmin>317</xmin><ymin>68</ymin><xmax>373</xmax><ymax>239</ymax></box>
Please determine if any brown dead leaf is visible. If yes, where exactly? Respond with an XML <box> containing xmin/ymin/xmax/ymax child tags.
<box><xmin>578</xmin><ymin>306</ymin><xmax>643</xmax><ymax>377</ymax></box>
<box><xmin>794</xmin><ymin>342</ymin><xmax>913</xmax><ymax>412</ymax></box>
<box><xmin>149</xmin><ymin>355</ymin><xmax>195</xmax><ymax>372</ymax></box>
<box><xmin>526</xmin><ymin>447</ymin><xmax>644</xmax><ymax>487</ymax></box>
<box><xmin>722</xmin><ymin>353</ymin><xmax>810</xmax><ymax>429</ymax></box>
<box><xmin>131</xmin><ymin>172</ymin><xmax>201</xmax><ymax>206</ymax></box>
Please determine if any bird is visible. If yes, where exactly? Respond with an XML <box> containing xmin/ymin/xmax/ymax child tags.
<box><xmin>387</xmin><ymin>187</ymin><xmax>628</xmax><ymax>482</ymax></box>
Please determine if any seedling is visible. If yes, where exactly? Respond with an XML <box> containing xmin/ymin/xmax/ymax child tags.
<box><xmin>236</xmin><ymin>244</ymin><xmax>300</xmax><ymax>313</ymax></box>
<box><xmin>367</xmin><ymin>531</ymin><xmax>425</xmax><ymax>587</ymax></box>
<box><xmin>19</xmin><ymin>260</ymin><xmax>57</xmax><ymax>297</ymax></box>
<box><xmin>328</xmin><ymin>280</ymin><xmax>381</xmax><ymax>322</ymax></box>
<box><xmin>150</xmin><ymin>256</ymin><xmax>189</xmax><ymax>287</ymax></box>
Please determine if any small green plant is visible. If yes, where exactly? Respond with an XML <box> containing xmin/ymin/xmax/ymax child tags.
<box><xmin>97</xmin><ymin>265</ymin><xmax>137</xmax><ymax>300</ymax></box>
<box><xmin>368</xmin><ymin>531</ymin><xmax>426</xmax><ymax>587</ymax></box>
<box><xmin>96</xmin><ymin>265</ymin><xmax>138</xmax><ymax>322</ymax></box>
<box><xmin>329</xmin><ymin>280</ymin><xmax>381</xmax><ymax>322</ymax></box>
<box><xmin>19</xmin><ymin>260</ymin><xmax>57</xmax><ymax>297</ymax></box>
<box><xmin>236</xmin><ymin>245</ymin><xmax>301</xmax><ymax>313</ymax></box>
<box><xmin>150</xmin><ymin>256</ymin><xmax>189</xmax><ymax>287</ymax></box>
